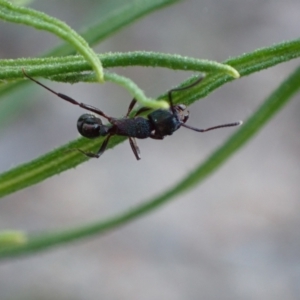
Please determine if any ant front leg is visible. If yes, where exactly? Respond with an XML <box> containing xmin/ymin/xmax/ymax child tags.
<box><xmin>167</xmin><ymin>76</ymin><xmax>204</xmax><ymax>113</ymax></box>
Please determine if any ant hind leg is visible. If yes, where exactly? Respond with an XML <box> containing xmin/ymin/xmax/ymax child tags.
<box><xmin>66</xmin><ymin>134</ymin><xmax>112</xmax><ymax>159</ymax></box>
<box><xmin>22</xmin><ymin>69</ymin><xmax>112</xmax><ymax>120</ymax></box>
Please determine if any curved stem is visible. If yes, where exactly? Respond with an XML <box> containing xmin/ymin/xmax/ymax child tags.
<box><xmin>0</xmin><ymin>0</ymin><xmax>104</xmax><ymax>82</ymax></box>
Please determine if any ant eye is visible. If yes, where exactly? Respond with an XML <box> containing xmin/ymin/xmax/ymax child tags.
<box><xmin>77</xmin><ymin>114</ymin><xmax>106</xmax><ymax>138</ymax></box>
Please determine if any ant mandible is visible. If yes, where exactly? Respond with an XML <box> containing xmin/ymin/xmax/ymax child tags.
<box><xmin>22</xmin><ymin>70</ymin><xmax>241</xmax><ymax>160</ymax></box>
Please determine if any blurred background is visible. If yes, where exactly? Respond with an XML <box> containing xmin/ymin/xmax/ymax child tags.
<box><xmin>0</xmin><ymin>0</ymin><xmax>300</xmax><ymax>299</ymax></box>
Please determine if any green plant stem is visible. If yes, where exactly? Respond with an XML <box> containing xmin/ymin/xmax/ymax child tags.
<box><xmin>0</xmin><ymin>39</ymin><xmax>299</xmax><ymax>199</ymax></box>
<box><xmin>0</xmin><ymin>52</ymin><xmax>239</xmax><ymax>80</ymax></box>
<box><xmin>0</xmin><ymin>39</ymin><xmax>298</xmax><ymax>109</ymax></box>
<box><xmin>104</xmin><ymin>71</ymin><xmax>169</xmax><ymax>108</ymax></box>
<box><xmin>0</xmin><ymin>0</ymin><xmax>104</xmax><ymax>82</ymax></box>
<box><xmin>0</xmin><ymin>53</ymin><xmax>239</xmax><ymax>109</ymax></box>
<box><xmin>0</xmin><ymin>0</ymin><xmax>181</xmax><ymax>97</ymax></box>
<box><xmin>1</xmin><ymin>39</ymin><xmax>298</xmax><ymax>82</ymax></box>
<box><xmin>1</xmin><ymin>38</ymin><xmax>298</xmax><ymax>81</ymax></box>
<box><xmin>50</xmin><ymin>0</ymin><xmax>181</xmax><ymax>57</ymax></box>
<box><xmin>1</xmin><ymin>65</ymin><xmax>300</xmax><ymax>259</ymax></box>
<box><xmin>1</xmin><ymin>39</ymin><xmax>299</xmax><ymax>111</ymax></box>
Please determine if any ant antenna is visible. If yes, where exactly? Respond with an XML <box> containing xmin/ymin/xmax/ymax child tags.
<box><xmin>181</xmin><ymin>121</ymin><xmax>243</xmax><ymax>132</ymax></box>
<box><xmin>167</xmin><ymin>76</ymin><xmax>242</xmax><ymax>132</ymax></box>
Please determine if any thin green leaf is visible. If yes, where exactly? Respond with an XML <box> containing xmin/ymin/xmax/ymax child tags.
<box><xmin>0</xmin><ymin>0</ymin><xmax>188</xmax><ymax>109</ymax></box>
<box><xmin>0</xmin><ymin>54</ymin><xmax>239</xmax><ymax>109</ymax></box>
<box><xmin>48</xmin><ymin>0</ymin><xmax>182</xmax><ymax>57</ymax></box>
<box><xmin>0</xmin><ymin>0</ymin><xmax>181</xmax><ymax>97</ymax></box>
<box><xmin>1</xmin><ymin>65</ymin><xmax>300</xmax><ymax>259</ymax></box>
<box><xmin>8</xmin><ymin>0</ymin><xmax>34</xmax><ymax>6</ymax></box>
<box><xmin>0</xmin><ymin>53</ymin><xmax>240</xmax><ymax>109</ymax></box>
<box><xmin>0</xmin><ymin>53</ymin><xmax>239</xmax><ymax>80</ymax></box>
<box><xmin>0</xmin><ymin>38</ymin><xmax>299</xmax><ymax>102</ymax></box>
<box><xmin>0</xmin><ymin>0</ymin><xmax>104</xmax><ymax>82</ymax></box>
<box><xmin>104</xmin><ymin>71</ymin><xmax>169</xmax><ymax>109</ymax></box>
<box><xmin>0</xmin><ymin>39</ymin><xmax>300</xmax><ymax>198</ymax></box>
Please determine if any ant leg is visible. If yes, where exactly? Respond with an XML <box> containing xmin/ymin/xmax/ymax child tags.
<box><xmin>128</xmin><ymin>137</ymin><xmax>141</xmax><ymax>160</ymax></box>
<box><xmin>94</xmin><ymin>134</ymin><xmax>112</xmax><ymax>157</ymax></box>
<box><xmin>181</xmin><ymin>121</ymin><xmax>242</xmax><ymax>132</ymax></box>
<box><xmin>168</xmin><ymin>76</ymin><xmax>204</xmax><ymax>113</ymax></box>
<box><xmin>134</xmin><ymin>107</ymin><xmax>152</xmax><ymax>117</ymax></box>
<box><xmin>126</xmin><ymin>99</ymin><xmax>138</xmax><ymax>116</ymax></box>
<box><xmin>67</xmin><ymin>134</ymin><xmax>112</xmax><ymax>158</ymax></box>
<box><xmin>22</xmin><ymin>69</ymin><xmax>112</xmax><ymax>120</ymax></box>
<box><xmin>127</xmin><ymin>98</ymin><xmax>152</xmax><ymax>117</ymax></box>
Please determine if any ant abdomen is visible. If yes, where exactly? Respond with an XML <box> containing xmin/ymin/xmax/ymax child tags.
<box><xmin>77</xmin><ymin>114</ymin><xmax>108</xmax><ymax>138</ymax></box>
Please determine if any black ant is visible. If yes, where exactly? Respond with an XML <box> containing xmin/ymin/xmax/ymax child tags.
<box><xmin>22</xmin><ymin>70</ymin><xmax>241</xmax><ymax>160</ymax></box>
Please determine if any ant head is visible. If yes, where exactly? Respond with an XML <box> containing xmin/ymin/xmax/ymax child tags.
<box><xmin>173</xmin><ymin>104</ymin><xmax>189</xmax><ymax>124</ymax></box>
<box><xmin>77</xmin><ymin>114</ymin><xmax>109</xmax><ymax>138</ymax></box>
